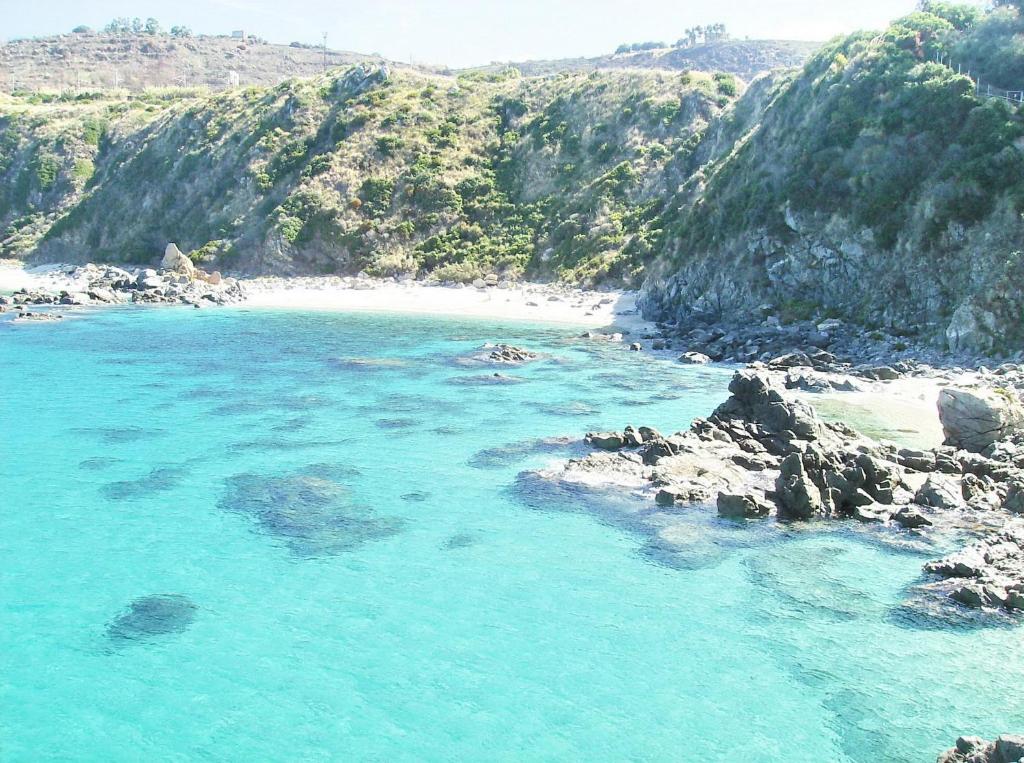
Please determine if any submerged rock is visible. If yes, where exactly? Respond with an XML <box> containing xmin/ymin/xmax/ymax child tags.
<box><xmin>219</xmin><ymin>470</ymin><xmax>405</xmax><ymax>556</ymax></box>
<box><xmin>106</xmin><ymin>594</ymin><xmax>197</xmax><ymax>643</ymax></box>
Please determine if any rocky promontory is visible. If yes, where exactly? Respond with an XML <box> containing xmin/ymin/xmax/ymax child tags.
<box><xmin>542</xmin><ymin>370</ymin><xmax>1024</xmax><ymax>618</ymax></box>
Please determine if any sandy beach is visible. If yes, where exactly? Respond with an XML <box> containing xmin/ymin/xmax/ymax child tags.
<box><xmin>0</xmin><ymin>261</ymin><xmax>647</xmax><ymax>330</ymax></box>
<box><xmin>238</xmin><ymin>276</ymin><xmax>648</xmax><ymax>329</ymax></box>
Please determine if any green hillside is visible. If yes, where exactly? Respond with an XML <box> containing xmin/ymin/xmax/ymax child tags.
<box><xmin>4</xmin><ymin>3</ymin><xmax>1024</xmax><ymax>350</ymax></box>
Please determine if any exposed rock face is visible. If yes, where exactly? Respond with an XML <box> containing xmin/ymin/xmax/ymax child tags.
<box><xmin>946</xmin><ymin>300</ymin><xmax>1000</xmax><ymax>355</ymax></box>
<box><xmin>937</xmin><ymin>734</ymin><xmax>1024</xmax><ymax>763</ymax></box>
<box><xmin>939</xmin><ymin>388</ymin><xmax>1024</xmax><ymax>454</ymax></box>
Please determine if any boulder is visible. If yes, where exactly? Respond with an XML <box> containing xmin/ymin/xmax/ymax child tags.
<box><xmin>160</xmin><ymin>243</ymin><xmax>197</xmax><ymax>280</ymax></box>
<box><xmin>893</xmin><ymin>506</ymin><xmax>932</xmax><ymax>529</ymax></box>
<box><xmin>678</xmin><ymin>351</ymin><xmax>711</xmax><ymax>365</ymax></box>
<box><xmin>914</xmin><ymin>474</ymin><xmax>964</xmax><ymax>510</ymax></box>
<box><xmin>717</xmin><ymin>492</ymin><xmax>774</xmax><ymax>519</ymax></box>
<box><xmin>586</xmin><ymin>432</ymin><xmax>625</xmax><ymax>451</ymax></box>
<box><xmin>938</xmin><ymin>387</ymin><xmax>1024</xmax><ymax>453</ymax></box>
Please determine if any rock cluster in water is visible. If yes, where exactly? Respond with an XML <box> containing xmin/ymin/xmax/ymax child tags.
<box><xmin>937</xmin><ymin>734</ymin><xmax>1024</xmax><ymax>763</ymax></box>
<box><xmin>570</xmin><ymin>370</ymin><xmax>1024</xmax><ymax>617</ymax></box>
<box><xmin>487</xmin><ymin>344</ymin><xmax>538</xmax><ymax>363</ymax></box>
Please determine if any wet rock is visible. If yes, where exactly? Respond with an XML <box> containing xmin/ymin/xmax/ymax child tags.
<box><xmin>717</xmin><ymin>491</ymin><xmax>774</xmax><ymax>519</ymax></box>
<box><xmin>924</xmin><ymin>530</ymin><xmax>1024</xmax><ymax>611</ymax></box>
<box><xmin>893</xmin><ymin>506</ymin><xmax>933</xmax><ymax>529</ymax></box>
<box><xmin>677</xmin><ymin>351</ymin><xmax>711</xmax><ymax>364</ymax></box>
<box><xmin>938</xmin><ymin>387</ymin><xmax>1024</xmax><ymax>453</ymax></box>
<box><xmin>586</xmin><ymin>432</ymin><xmax>625</xmax><ymax>451</ymax></box>
<box><xmin>487</xmin><ymin>344</ymin><xmax>537</xmax><ymax>363</ymax></box>
<box><xmin>937</xmin><ymin>734</ymin><xmax>1024</xmax><ymax>763</ymax></box>
<box><xmin>852</xmin><ymin>504</ymin><xmax>891</xmax><ymax>523</ymax></box>
<box><xmin>106</xmin><ymin>594</ymin><xmax>197</xmax><ymax>642</ymax></box>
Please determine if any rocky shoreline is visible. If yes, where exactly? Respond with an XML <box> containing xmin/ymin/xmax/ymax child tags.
<box><xmin>546</xmin><ymin>369</ymin><xmax>1024</xmax><ymax>617</ymax></box>
<box><xmin>532</xmin><ymin>362</ymin><xmax>1024</xmax><ymax>760</ymax></box>
<box><xmin>0</xmin><ymin>251</ymin><xmax>245</xmax><ymax>319</ymax></box>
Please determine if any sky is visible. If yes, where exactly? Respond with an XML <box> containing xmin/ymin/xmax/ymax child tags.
<box><xmin>0</xmin><ymin>0</ymin><xmax>974</xmax><ymax>68</ymax></box>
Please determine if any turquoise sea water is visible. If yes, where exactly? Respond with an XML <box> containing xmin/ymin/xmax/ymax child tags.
<box><xmin>1</xmin><ymin>306</ymin><xmax>1021</xmax><ymax>762</ymax></box>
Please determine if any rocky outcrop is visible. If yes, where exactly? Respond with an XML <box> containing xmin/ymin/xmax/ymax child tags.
<box><xmin>488</xmin><ymin>345</ymin><xmax>538</xmax><ymax>363</ymax></box>
<box><xmin>937</xmin><ymin>734</ymin><xmax>1024</xmax><ymax>763</ymax></box>
<box><xmin>939</xmin><ymin>388</ymin><xmax>1024</xmax><ymax>454</ymax></box>
<box><xmin>538</xmin><ymin>370</ymin><xmax>1024</xmax><ymax>619</ymax></box>
<box><xmin>717</xmin><ymin>491</ymin><xmax>773</xmax><ymax>518</ymax></box>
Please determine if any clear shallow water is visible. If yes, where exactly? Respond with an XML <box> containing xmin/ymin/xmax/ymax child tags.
<box><xmin>1</xmin><ymin>306</ymin><xmax>1021</xmax><ymax>762</ymax></box>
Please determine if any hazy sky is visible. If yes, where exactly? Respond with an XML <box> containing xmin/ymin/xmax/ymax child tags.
<box><xmin>1</xmin><ymin>0</ymin><xmax>970</xmax><ymax>68</ymax></box>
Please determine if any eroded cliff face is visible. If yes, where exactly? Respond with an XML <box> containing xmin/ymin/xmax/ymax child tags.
<box><xmin>641</xmin><ymin>204</ymin><xmax>1024</xmax><ymax>354</ymax></box>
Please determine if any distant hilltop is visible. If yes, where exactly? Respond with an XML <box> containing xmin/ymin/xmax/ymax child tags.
<box><xmin>0</xmin><ymin>31</ymin><xmax>424</xmax><ymax>92</ymax></box>
<box><xmin>0</xmin><ymin>27</ymin><xmax>820</xmax><ymax>93</ymax></box>
<box><xmin>473</xmin><ymin>39</ymin><xmax>822</xmax><ymax>83</ymax></box>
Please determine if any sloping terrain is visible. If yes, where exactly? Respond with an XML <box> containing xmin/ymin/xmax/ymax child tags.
<box><xmin>0</xmin><ymin>32</ymin><xmax>416</xmax><ymax>92</ymax></box>
<box><xmin>473</xmin><ymin>40</ymin><xmax>821</xmax><ymax>82</ymax></box>
<box><xmin>0</xmin><ymin>66</ymin><xmax>738</xmax><ymax>284</ymax></box>
<box><xmin>5</xmin><ymin>5</ymin><xmax>1024</xmax><ymax>351</ymax></box>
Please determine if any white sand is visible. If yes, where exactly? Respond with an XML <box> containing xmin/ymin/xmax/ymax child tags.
<box><xmin>0</xmin><ymin>261</ymin><xmax>652</xmax><ymax>331</ymax></box>
<box><xmin>800</xmin><ymin>377</ymin><xmax>948</xmax><ymax>450</ymax></box>
<box><xmin>241</xmin><ymin>277</ymin><xmax>649</xmax><ymax>329</ymax></box>
<box><xmin>0</xmin><ymin>260</ymin><xmax>62</xmax><ymax>293</ymax></box>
